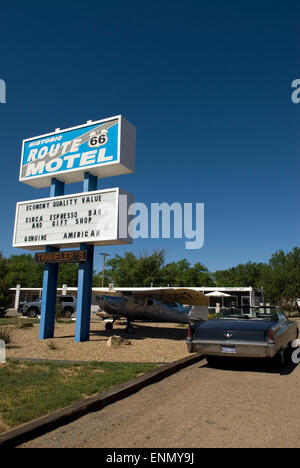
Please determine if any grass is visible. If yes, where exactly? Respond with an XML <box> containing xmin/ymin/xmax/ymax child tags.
<box><xmin>0</xmin><ymin>359</ymin><xmax>157</xmax><ymax>431</ymax></box>
<box><xmin>0</xmin><ymin>318</ymin><xmax>39</xmax><ymax>326</ymax></box>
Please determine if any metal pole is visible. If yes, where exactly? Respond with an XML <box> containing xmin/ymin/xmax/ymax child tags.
<box><xmin>39</xmin><ymin>178</ymin><xmax>65</xmax><ymax>340</ymax></box>
<box><xmin>99</xmin><ymin>253</ymin><xmax>110</xmax><ymax>288</ymax></box>
<box><xmin>75</xmin><ymin>172</ymin><xmax>97</xmax><ymax>343</ymax></box>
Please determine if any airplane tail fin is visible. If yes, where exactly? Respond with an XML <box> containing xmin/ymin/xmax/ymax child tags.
<box><xmin>188</xmin><ymin>305</ymin><xmax>208</xmax><ymax>322</ymax></box>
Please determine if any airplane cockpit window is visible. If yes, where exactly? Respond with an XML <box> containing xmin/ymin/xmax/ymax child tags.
<box><xmin>133</xmin><ymin>297</ymin><xmax>145</xmax><ymax>305</ymax></box>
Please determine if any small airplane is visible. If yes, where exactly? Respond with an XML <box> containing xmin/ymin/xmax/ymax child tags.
<box><xmin>96</xmin><ymin>287</ymin><xmax>209</xmax><ymax>333</ymax></box>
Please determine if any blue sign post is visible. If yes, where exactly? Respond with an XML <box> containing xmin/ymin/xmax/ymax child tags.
<box><xmin>39</xmin><ymin>178</ymin><xmax>65</xmax><ymax>340</ymax></box>
<box><xmin>75</xmin><ymin>172</ymin><xmax>97</xmax><ymax>342</ymax></box>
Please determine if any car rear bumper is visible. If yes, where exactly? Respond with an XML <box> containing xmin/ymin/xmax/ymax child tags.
<box><xmin>187</xmin><ymin>338</ymin><xmax>277</xmax><ymax>358</ymax></box>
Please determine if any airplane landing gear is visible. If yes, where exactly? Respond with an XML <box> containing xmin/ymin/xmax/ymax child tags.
<box><xmin>125</xmin><ymin>322</ymin><xmax>134</xmax><ymax>334</ymax></box>
<box><xmin>105</xmin><ymin>321</ymin><xmax>114</xmax><ymax>331</ymax></box>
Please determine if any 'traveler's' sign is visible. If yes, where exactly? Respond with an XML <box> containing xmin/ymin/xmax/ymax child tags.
<box><xmin>19</xmin><ymin>115</ymin><xmax>136</xmax><ymax>188</ymax></box>
<box><xmin>35</xmin><ymin>250</ymin><xmax>87</xmax><ymax>263</ymax></box>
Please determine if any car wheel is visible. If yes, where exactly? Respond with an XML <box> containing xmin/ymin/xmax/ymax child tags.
<box><xmin>273</xmin><ymin>349</ymin><xmax>286</xmax><ymax>367</ymax></box>
<box><xmin>125</xmin><ymin>325</ymin><xmax>134</xmax><ymax>334</ymax></box>
<box><xmin>105</xmin><ymin>322</ymin><xmax>113</xmax><ymax>331</ymax></box>
<box><xmin>63</xmin><ymin>308</ymin><xmax>73</xmax><ymax>318</ymax></box>
<box><xmin>27</xmin><ymin>308</ymin><xmax>38</xmax><ymax>318</ymax></box>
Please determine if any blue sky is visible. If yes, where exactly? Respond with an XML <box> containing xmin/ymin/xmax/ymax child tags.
<box><xmin>0</xmin><ymin>0</ymin><xmax>299</xmax><ymax>274</ymax></box>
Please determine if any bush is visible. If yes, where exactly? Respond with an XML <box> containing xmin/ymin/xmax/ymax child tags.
<box><xmin>0</xmin><ymin>328</ymin><xmax>11</xmax><ymax>345</ymax></box>
<box><xmin>47</xmin><ymin>340</ymin><xmax>58</xmax><ymax>350</ymax></box>
<box><xmin>55</xmin><ymin>297</ymin><xmax>64</xmax><ymax>320</ymax></box>
<box><xmin>208</xmin><ymin>313</ymin><xmax>218</xmax><ymax>320</ymax></box>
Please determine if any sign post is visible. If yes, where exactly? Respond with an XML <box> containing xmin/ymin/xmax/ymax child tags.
<box><xmin>13</xmin><ymin>115</ymin><xmax>135</xmax><ymax>343</ymax></box>
<box><xmin>39</xmin><ymin>177</ymin><xmax>65</xmax><ymax>340</ymax></box>
<box><xmin>75</xmin><ymin>172</ymin><xmax>97</xmax><ymax>342</ymax></box>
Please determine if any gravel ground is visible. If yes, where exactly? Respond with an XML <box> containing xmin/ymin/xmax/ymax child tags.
<box><xmin>5</xmin><ymin>319</ymin><xmax>190</xmax><ymax>363</ymax></box>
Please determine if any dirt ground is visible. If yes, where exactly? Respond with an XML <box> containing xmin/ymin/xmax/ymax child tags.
<box><xmin>5</xmin><ymin>318</ymin><xmax>190</xmax><ymax>363</ymax></box>
<box><xmin>20</xmin><ymin>356</ymin><xmax>300</xmax><ymax>449</ymax></box>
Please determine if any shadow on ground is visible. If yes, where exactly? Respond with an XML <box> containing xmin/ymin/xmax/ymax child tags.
<box><xmin>202</xmin><ymin>351</ymin><xmax>298</xmax><ymax>376</ymax></box>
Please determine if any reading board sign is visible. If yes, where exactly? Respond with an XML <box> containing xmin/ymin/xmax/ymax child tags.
<box><xmin>13</xmin><ymin>188</ymin><xmax>132</xmax><ymax>250</ymax></box>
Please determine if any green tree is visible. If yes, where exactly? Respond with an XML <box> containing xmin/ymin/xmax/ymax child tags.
<box><xmin>214</xmin><ymin>262</ymin><xmax>265</xmax><ymax>288</ymax></box>
<box><xmin>0</xmin><ymin>253</ymin><xmax>11</xmax><ymax>308</ymax></box>
<box><xmin>261</xmin><ymin>248</ymin><xmax>300</xmax><ymax>313</ymax></box>
<box><xmin>94</xmin><ymin>250</ymin><xmax>215</xmax><ymax>288</ymax></box>
<box><xmin>98</xmin><ymin>250</ymin><xmax>166</xmax><ymax>287</ymax></box>
<box><xmin>161</xmin><ymin>259</ymin><xmax>214</xmax><ymax>286</ymax></box>
<box><xmin>57</xmin><ymin>263</ymin><xmax>79</xmax><ymax>287</ymax></box>
<box><xmin>6</xmin><ymin>254</ymin><xmax>44</xmax><ymax>288</ymax></box>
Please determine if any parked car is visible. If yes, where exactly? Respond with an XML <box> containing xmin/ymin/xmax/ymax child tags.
<box><xmin>19</xmin><ymin>295</ymin><xmax>76</xmax><ymax>318</ymax></box>
<box><xmin>187</xmin><ymin>306</ymin><xmax>299</xmax><ymax>364</ymax></box>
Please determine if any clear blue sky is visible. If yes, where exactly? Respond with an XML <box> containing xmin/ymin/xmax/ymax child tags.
<box><xmin>0</xmin><ymin>0</ymin><xmax>299</xmax><ymax>274</ymax></box>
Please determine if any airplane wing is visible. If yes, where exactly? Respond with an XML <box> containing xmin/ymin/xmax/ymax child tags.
<box><xmin>97</xmin><ymin>287</ymin><xmax>209</xmax><ymax>306</ymax></box>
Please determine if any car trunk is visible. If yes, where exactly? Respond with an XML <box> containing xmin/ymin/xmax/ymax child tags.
<box><xmin>194</xmin><ymin>319</ymin><xmax>277</xmax><ymax>342</ymax></box>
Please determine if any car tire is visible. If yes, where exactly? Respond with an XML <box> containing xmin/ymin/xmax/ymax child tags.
<box><xmin>27</xmin><ymin>308</ymin><xmax>39</xmax><ymax>318</ymax></box>
<box><xmin>63</xmin><ymin>307</ymin><xmax>73</xmax><ymax>318</ymax></box>
<box><xmin>125</xmin><ymin>325</ymin><xmax>134</xmax><ymax>334</ymax></box>
<box><xmin>273</xmin><ymin>349</ymin><xmax>286</xmax><ymax>368</ymax></box>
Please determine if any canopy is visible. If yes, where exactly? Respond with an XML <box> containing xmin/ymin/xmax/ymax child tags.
<box><xmin>205</xmin><ymin>291</ymin><xmax>232</xmax><ymax>297</ymax></box>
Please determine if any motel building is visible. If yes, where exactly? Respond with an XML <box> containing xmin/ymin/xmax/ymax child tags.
<box><xmin>8</xmin><ymin>285</ymin><xmax>265</xmax><ymax>315</ymax></box>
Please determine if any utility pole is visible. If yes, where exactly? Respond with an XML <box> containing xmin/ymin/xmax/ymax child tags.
<box><xmin>99</xmin><ymin>253</ymin><xmax>110</xmax><ymax>288</ymax></box>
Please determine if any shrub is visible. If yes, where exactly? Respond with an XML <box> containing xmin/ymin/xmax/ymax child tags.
<box><xmin>0</xmin><ymin>328</ymin><xmax>11</xmax><ymax>344</ymax></box>
<box><xmin>47</xmin><ymin>340</ymin><xmax>58</xmax><ymax>351</ymax></box>
<box><xmin>55</xmin><ymin>297</ymin><xmax>64</xmax><ymax>320</ymax></box>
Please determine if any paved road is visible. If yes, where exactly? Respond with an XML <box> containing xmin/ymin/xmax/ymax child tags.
<box><xmin>20</xmin><ymin>356</ymin><xmax>300</xmax><ymax>448</ymax></box>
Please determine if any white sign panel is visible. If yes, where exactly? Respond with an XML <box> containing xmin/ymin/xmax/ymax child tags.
<box><xmin>13</xmin><ymin>188</ymin><xmax>132</xmax><ymax>250</ymax></box>
<box><xmin>19</xmin><ymin>115</ymin><xmax>136</xmax><ymax>188</ymax></box>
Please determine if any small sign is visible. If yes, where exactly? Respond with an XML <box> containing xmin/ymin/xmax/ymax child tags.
<box><xmin>35</xmin><ymin>250</ymin><xmax>87</xmax><ymax>263</ymax></box>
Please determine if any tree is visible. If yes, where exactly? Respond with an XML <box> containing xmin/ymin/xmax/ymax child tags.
<box><xmin>6</xmin><ymin>254</ymin><xmax>44</xmax><ymax>288</ymax></box>
<box><xmin>6</xmin><ymin>254</ymin><xmax>79</xmax><ymax>289</ymax></box>
<box><xmin>94</xmin><ymin>250</ymin><xmax>215</xmax><ymax>288</ymax></box>
<box><xmin>261</xmin><ymin>248</ymin><xmax>300</xmax><ymax>312</ymax></box>
<box><xmin>97</xmin><ymin>250</ymin><xmax>166</xmax><ymax>287</ymax></box>
<box><xmin>58</xmin><ymin>263</ymin><xmax>79</xmax><ymax>287</ymax></box>
<box><xmin>0</xmin><ymin>253</ymin><xmax>11</xmax><ymax>308</ymax></box>
<box><xmin>161</xmin><ymin>259</ymin><xmax>215</xmax><ymax>287</ymax></box>
<box><xmin>214</xmin><ymin>262</ymin><xmax>265</xmax><ymax>288</ymax></box>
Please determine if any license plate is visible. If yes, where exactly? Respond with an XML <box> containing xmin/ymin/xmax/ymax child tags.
<box><xmin>221</xmin><ymin>345</ymin><xmax>236</xmax><ymax>354</ymax></box>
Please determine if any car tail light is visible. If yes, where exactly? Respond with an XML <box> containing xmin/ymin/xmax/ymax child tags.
<box><xmin>187</xmin><ymin>326</ymin><xmax>193</xmax><ymax>339</ymax></box>
<box><xmin>268</xmin><ymin>329</ymin><xmax>275</xmax><ymax>343</ymax></box>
